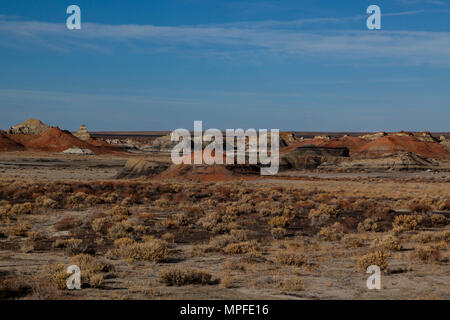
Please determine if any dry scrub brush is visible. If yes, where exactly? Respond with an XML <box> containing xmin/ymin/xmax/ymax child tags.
<box><xmin>392</xmin><ymin>214</ymin><xmax>424</xmax><ymax>232</ymax></box>
<box><xmin>371</xmin><ymin>235</ymin><xmax>402</xmax><ymax>251</ymax></box>
<box><xmin>410</xmin><ymin>245</ymin><xmax>442</xmax><ymax>263</ymax></box>
<box><xmin>357</xmin><ymin>251</ymin><xmax>389</xmax><ymax>271</ymax></box>
<box><xmin>107</xmin><ymin>238</ymin><xmax>170</xmax><ymax>263</ymax></box>
<box><xmin>158</xmin><ymin>268</ymin><xmax>215</xmax><ymax>286</ymax></box>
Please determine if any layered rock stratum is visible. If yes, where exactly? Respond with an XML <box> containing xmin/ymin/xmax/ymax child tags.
<box><xmin>7</xmin><ymin>118</ymin><xmax>51</xmax><ymax>135</ymax></box>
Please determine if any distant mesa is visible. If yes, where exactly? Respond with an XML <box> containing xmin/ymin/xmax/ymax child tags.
<box><xmin>73</xmin><ymin>124</ymin><xmax>91</xmax><ymax>141</ymax></box>
<box><xmin>7</xmin><ymin>118</ymin><xmax>51</xmax><ymax>135</ymax></box>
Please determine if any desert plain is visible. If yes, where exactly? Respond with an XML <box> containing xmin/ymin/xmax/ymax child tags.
<box><xmin>0</xmin><ymin>119</ymin><xmax>449</xmax><ymax>300</ymax></box>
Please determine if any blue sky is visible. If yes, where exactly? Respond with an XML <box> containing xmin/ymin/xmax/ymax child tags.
<box><xmin>0</xmin><ymin>0</ymin><xmax>449</xmax><ymax>131</ymax></box>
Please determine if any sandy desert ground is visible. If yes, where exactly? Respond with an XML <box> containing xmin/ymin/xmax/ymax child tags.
<box><xmin>0</xmin><ymin>148</ymin><xmax>449</xmax><ymax>300</ymax></box>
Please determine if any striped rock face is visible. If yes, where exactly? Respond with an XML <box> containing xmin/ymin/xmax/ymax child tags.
<box><xmin>74</xmin><ymin>124</ymin><xmax>91</xmax><ymax>141</ymax></box>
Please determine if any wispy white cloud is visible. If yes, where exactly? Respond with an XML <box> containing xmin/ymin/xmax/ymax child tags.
<box><xmin>0</xmin><ymin>12</ymin><xmax>449</xmax><ymax>66</ymax></box>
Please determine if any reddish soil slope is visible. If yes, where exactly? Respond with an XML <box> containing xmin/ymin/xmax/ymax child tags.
<box><xmin>155</xmin><ymin>164</ymin><xmax>250</xmax><ymax>182</ymax></box>
<box><xmin>25</xmin><ymin>127</ymin><xmax>93</xmax><ymax>152</ymax></box>
<box><xmin>319</xmin><ymin>136</ymin><xmax>370</xmax><ymax>155</ymax></box>
<box><xmin>357</xmin><ymin>135</ymin><xmax>450</xmax><ymax>159</ymax></box>
<box><xmin>6</xmin><ymin>133</ymin><xmax>37</xmax><ymax>146</ymax></box>
<box><xmin>280</xmin><ymin>139</ymin><xmax>330</xmax><ymax>154</ymax></box>
<box><xmin>25</xmin><ymin>127</ymin><xmax>124</xmax><ymax>154</ymax></box>
<box><xmin>87</xmin><ymin>137</ymin><xmax>124</xmax><ymax>154</ymax></box>
<box><xmin>0</xmin><ymin>132</ymin><xmax>25</xmax><ymax>151</ymax></box>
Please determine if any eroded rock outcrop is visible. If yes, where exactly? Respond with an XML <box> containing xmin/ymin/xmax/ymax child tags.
<box><xmin>280</xmin><ymin>144</ymin><xmax>349</xmax><ymax>170</ymax></box>
<box><xmin>73</xmin><ymin>124</ymin><xmax>91</xmax><ymax>141</ymax></box>
<box><xmin>115</xmin><ymin>158</ymin><xmax>169</xmax><ymax>179</ymax></box>
<box><xmin>8</xmin><ymin>118</ymin><xmax>51</xmax><ymax>135</ymax></box>
<box><xmin>321</xmin><ymin>152</ymin><xmax>439</xmax><ymax>172</ymax></box>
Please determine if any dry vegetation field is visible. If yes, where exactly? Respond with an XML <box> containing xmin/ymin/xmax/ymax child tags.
<box><xmin>0</xmin><ymin>157</ymin><xmax>449</xmax><ymax>300</ymax></box>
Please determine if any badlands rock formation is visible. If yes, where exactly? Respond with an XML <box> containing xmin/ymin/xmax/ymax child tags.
<box><xmin>150</xmin><ymin>134</ymin><xmax>181</xmax><ymax>152</ymax></box>
<box><xmin>321</xmin><ymin>152</ymin><xmax>439</xmax><ymax>172</ymax></box>
<box><xmin>356</xmin><ymin>135</ymin><xmax>450</xmax><ymax>159</ymax></box>
<box><xmin>280</xmin><ymin>144</ymin><xmax>349</xmax><ymax>170</ymax></box>
<box><xmin>15</xmin><ymin>126</ymin><xmax>124</xmax><ymax>154</ymax></box>
<box><xmin>73</xmin><ymin>124</ymin><xmax>91</xmax><ymax>141</ymax></box>
<box><xmin>359</xmin><ymin>131</ymin><xmax>386</xmax><ymax>140</ymax></box>
<box><xmin>8</xmin><ymin>118</ymin><xmax>51</xmax><ymax>135</ymax></box>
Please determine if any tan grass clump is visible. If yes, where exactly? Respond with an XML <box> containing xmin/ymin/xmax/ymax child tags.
<box><xmin>66</xmin><ymin>192</ymin><xmax>88</xmax><ymax>206</ymax></box>
<box><xmin>411</xmin><ymin>245</ymin><xmax>441</xmax><ymax>263</ymax></box>
<box><xmin>91</xmin><ymin>217</ymin><xmax>108</xmax><ymax>233</ymax></box>
<box><xmin>0</xmin><ymin>276</ymin><xmax>31</xmax><ymax>299</ymax></box>
<box><xmin>270</xmin><ymin>227</ymin><xmax>287</xmax><ymax>240</ymax></box>
<box><xmin>0</xmin><ymin>204</ymin><xmax>11</xmax><ymax>219</ymax></box>
<box><xmin>431</xmin><ymin>214</ymin><xmax>448</xmax><ymax>227</ymax></box>
<box><xmin>11</xmin><ymin>222</ymin><xmax>32</xmax><ymax>236</ymax></box>
<box><xmin>268</xmin><ymin>216</ymin><xmax>290</xmax><ymax>228</ymax></box>
<box><xmin>357</xmin><ymin>217</ymin><xmax>383</xmax><ymax>232</ymax></box>
<box><xmin>158</xmin><ymin>268</ymin><xmax>214</xmax><ymax>286</ymax></box>
<box><xmin>308</xmin><ymin>204</ymin><xmax>340</xmax><ymax>219</ymax></box>
<box><xmin>342</xmin><ymin>234</ymin><xmax>365</xmax><ymax>249</ymax></box>
<box><xmin>108</xmin><ymin>239</ymin><xmax>170</xmax><ymax>263</ymax></box>
<box><xmin>408</xmin><ymin>199</ymin><xmax>432</xmax><ymax>213</ymax></box>
<box><xmin>279</xmin><ymin>277</ymin><xmax>304</xmax><ymax>292</ymax></box>
<box><xmin>34</xmin><ymin>196</ymin><xmax>58</xmax><ymax>208</ymax></box>
<box><xmin>392</xmin><ymin>214</ymin><xmax>424</xmax><ymax>232</ymax></box>
<box><xmin>108</xmin><ymin>205</ymin><xmax>130</xmax><ymax>216</ymax></box>
<box><xmin>318</xmin><ymin>222</ymin><xmax>344</xmax><ymax>241</ymax></box>
<box><xmin>223</xmin><ymin>240</ymin><xmax>260</xmax><ymax>255</ymax></box>
<box><xmin>412</xmin><ymin>231</ymin><xmax>450</xmax><ymax>244</ymax></box>
<box><xmin>160</xmin><ymin>217</ymin><xmax>179</xmax><ymax>229</ymax></box>
<box><xmin>357</xmin><ymin>251</ymin><xmax>388</xmax><ymax>271</ymax></box>
<box><xmin>274</xmin><ymin>252</ymin><xmax>306</xmax><ymax>267</ymax></box>
<box><xmin>371</xmin><ymin>235</ymin><xmax>402</xmax><ymax>251</ymax></box>
<box><xmin>53</xmin><ymin>238</ymin><xmax>83</xmax><ymax>254</ymax></box>
<box><xmin>437</xmin><ymin>200</ymin><xmax>450</xmax><ymax>211</ymax></box>
<box><xmin>9</xmin><ymin>203</ymin><xmax>33</xmax><ymax>215</ymax></box>
<box><xmin>46</xmin><ymin>263</ymin><xmax>69</xmax><ymax>290</ymax></box>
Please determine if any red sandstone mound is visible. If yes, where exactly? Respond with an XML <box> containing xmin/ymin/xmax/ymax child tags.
<box><xmin>6</xmin><ymin>133</ymin><xmax>37</xmax><ymax>146</ymax></box>
<box><xmin>87</xmin><ymin>137</ymin><xmax>124</xmax><ymax>154</ymax></box>
<box><xmin>318</xmin><ymin>136</ymin><xmax>370</xmax><ymax>155</ymax></box>
<box><xmin>280</xmin><ymin>139</ymin><xmax>329</xmax><ymax>154</ymax></box>
<box><xmin>357</xmin><ymin>135</ymin><xmax>450</xmax><ymax>159</ymax></box>
<box><xmin>0</xmin><ymin>132</ymin><xmax>25</xmax><ymax>151</ymax></box>
<box><xmin>25</xmin><ymin>127</ymin><xmax>123</xmax><ymax>154</ymax></box>
<box><xmin>179</xmin><ymin>150</ymin><xmax>226</xmax><ymax>164</ymax></box>
<box><xmin>25</xmin><ymin>127</ymin><xmax>93</xmax><ymax>152</ymax></box>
